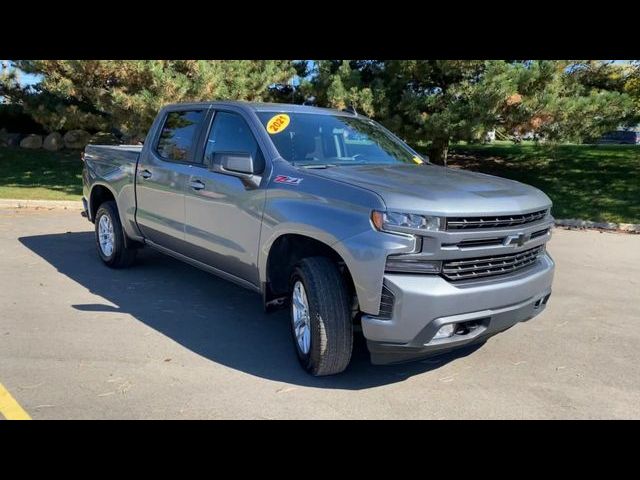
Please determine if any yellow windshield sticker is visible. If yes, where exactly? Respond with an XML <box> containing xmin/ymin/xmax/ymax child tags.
<box><xmin>412</xmin><ymin>156</ymin><xmax>424</xmax><ymax>164</ymax></box>
<box><xmin>266</xmin><ymin>114</ymin><xmax>290</xmax><ymax>134</ymax></box>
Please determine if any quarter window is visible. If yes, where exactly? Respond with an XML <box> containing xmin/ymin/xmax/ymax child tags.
<box><xmin>156</xmin><ymin>110</ymin><xmax>205</xmax><ymax>162</ymax></box>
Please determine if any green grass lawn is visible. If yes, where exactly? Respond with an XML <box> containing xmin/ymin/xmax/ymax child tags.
<box><xmin>0</xmin><ymin>146</ymin><xmax>83</xmax><ymax>201</ymax></box>
<box><xmin>1</xmin><ymin>142</ymin><xmax>639</xmax><ymax>223</ymax></box>
<box><xmin>444</xmin><ymin>142</ymin><xmax>640</xmax><ymax>224</ymax></box>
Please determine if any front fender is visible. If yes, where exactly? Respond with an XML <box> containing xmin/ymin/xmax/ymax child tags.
<box><xmin>258</xmin><ymin>189</ymin><xmax>416</xmax><ymax>315</ymax></box>
<box><xmin>332</xmin><ymin>230</ymin><xmax>416</xmax><ymax>315</ymax></box>
<box><xmin>258</xmin><ymin>195</ymin><xmax>371</xmax><ymax>284</ymax></box>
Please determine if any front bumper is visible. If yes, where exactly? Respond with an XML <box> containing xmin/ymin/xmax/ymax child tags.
<box><xmin>362</xmin><ymin>253</ymin><xmax>555</xmax><ymax>364</ymax></box>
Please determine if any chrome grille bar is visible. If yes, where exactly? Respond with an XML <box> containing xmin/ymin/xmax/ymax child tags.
<box><xmin>446</xmin><ymin>209</ymin><xmax>548</xmax><ymax>230</ymax></box>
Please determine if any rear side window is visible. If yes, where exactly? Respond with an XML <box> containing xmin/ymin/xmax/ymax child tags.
<box><xmin>156</xmin><ymin>110</ymin><xmax>205</xmax><ymax>162</ymax></box>
<box><xmin>205</xmin><ymin>111</ymin><xmax>265</xmax><ymax>173</ymax></box>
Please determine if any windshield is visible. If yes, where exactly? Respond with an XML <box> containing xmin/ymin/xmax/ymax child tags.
<box><xmin>256</xmin><ymin>111</ymin><xmax>426</xmax><ymax>167</ymax></box>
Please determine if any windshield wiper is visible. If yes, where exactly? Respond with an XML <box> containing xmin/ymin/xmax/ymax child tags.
<box><xmin>299</xmin><ymin>164</ymin><xmax>339</xmax><ymax>169</ymax></box>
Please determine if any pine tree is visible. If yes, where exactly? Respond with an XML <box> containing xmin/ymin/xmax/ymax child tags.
<box><xmin>623</xmin><ymin>61</ymin><xmax>640</xmax><ymax>123</ymax></box>
<box><xmin>0</xmin><ymin>60</ymin><xmax>294</xmax><ymax>138</ymax></box>
<box><xmin>306</xmin><ymin>60</ymin><xmax>637</xmax><ymax>164</ymax></box>
<box><xmin>2</xmin><ymin>60</ymin><xmax>637</xmax><ymax>156</ymax></box>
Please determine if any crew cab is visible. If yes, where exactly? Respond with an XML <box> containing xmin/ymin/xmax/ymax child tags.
<box><xmin>82</xmin><ymin>101</ymin><xmax>555</xmax><ymax>376</ymax></box>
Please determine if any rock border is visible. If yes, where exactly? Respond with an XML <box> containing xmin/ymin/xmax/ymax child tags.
<box><xmin>555</xmin><ymin>218</ymin><xmax>639</xmax><ymax>234</ymax></box>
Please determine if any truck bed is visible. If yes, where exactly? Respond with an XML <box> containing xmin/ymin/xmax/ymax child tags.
<box><xmin>84</xmin><ymin>144</ymin><xmax>142</xmax><ymax>177</ymax></box>
<box><xmin>83</xmin><ymin>144</ymin><xmax>143</xmax><ymax>233</ymax></box>
<box><xmin>85</xmin><ymin>144</ymin><xmax>143</xmax><ymax>163</ymax></box>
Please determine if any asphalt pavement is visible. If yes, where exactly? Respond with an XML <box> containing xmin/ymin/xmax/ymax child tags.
<box><xmin>0</xmin><ymin>207</ymin><xmax>638</xmax><ymax>419</ymax></box>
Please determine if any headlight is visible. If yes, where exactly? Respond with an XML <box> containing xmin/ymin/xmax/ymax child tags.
<box><xmin>371</xmin><ymin>210</ymin><xmax>443</xmax><ymax>233</ymax></box>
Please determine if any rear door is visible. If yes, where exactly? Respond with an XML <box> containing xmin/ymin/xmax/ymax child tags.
<box><xmin>135</xmin><ymin>107</ymin><xmax>207</xmax><ymax>252</ymax></box>
<box><xmin>183</xmin><ymin>109</ymin><xmax>268</xmax><ymax>286</ymax></box>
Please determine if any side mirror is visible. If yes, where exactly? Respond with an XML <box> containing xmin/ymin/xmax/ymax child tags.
<box><xmin>211</xmin><ymin>152</ymin><xmax>255</xmax><ymax>176</ymax></box>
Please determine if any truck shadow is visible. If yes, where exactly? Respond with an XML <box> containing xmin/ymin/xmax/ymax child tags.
<box><xmin>19</xmin><ymin>231</ymin><xmax>482</xmax><ymax>390</ymax></box>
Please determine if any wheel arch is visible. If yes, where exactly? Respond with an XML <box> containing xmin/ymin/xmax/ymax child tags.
<box><xmin>89</xmin><ymin>183</ymin><xmax>117</xmax><ymax>222</ymax></box>
<box><xmin>263</xmin><ymin>233</ymin><xmax>357</xmax><ymax>311</ymax></box>
<box><xmin>89</xmin><ymin>183</ymin><xmax>141</xmax><ymax>249</ymax></box>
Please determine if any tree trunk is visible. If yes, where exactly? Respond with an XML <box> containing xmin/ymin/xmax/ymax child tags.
<box><xmin>428</xmin><ymin>137</ymin><xmax>450</xmax><ymax>167</ymax></box>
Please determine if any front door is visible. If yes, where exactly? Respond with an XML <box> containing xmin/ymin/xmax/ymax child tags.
<box><xmin>136</xmin><ymin>108</ymin><xmax>207</xmax><ymax>252</ymax></box>
<box><xmin>183</xmin><ymin>110</ymin><xmax>267</xmax><ymax>287</ymax></box>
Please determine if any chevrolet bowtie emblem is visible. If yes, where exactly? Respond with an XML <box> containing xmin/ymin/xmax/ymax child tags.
<box><xmin>505</xmin><ymin>233</ymin><xmax>530</xmax><ymax>247</ymax></box>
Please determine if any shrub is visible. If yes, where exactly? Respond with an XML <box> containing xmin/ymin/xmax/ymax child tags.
<box><xmin>0</xmin><ymin>103</ymin><xmax>46</xmax><ymax>134</ymax></box>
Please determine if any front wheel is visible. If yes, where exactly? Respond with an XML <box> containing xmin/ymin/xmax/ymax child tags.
<box><xmin>290</xmin><ymin>257</ymin><xmax>353</xmax><ymax>376</ymax></box>
<box><xmin>94</xmin><ymin>201</ymin><xmax>137</xmax><ymax>268</ymax></box>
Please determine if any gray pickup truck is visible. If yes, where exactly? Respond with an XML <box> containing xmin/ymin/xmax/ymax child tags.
<box><xmin>82</xmin><ymin>101</ymin><xmax>555</xmax><ymax>376</ymax></box>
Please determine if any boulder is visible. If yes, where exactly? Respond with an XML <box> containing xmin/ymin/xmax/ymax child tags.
<box><xmin>122</xmin><ymin>134</ymin><xmax>145</xmax><ymax>145</ymax></box>
<box><xmin>5</xmin><ymin>133</ymin><xmax>22</xmax><ymax>147</ymax></box>
<box><xmin>619</xmin><ymin>223</ymin><xmax>640</xmax><ymax>233</ymax></box>
<box><xmin>63</xmin><ymin>129</ymin><xmax>91</xmax><ymax>149</ymax></box>
<box><xmin>89</xmin><ymin>132</ymin><xmax>121</xmax><ymax>145</ymax></box>
<box><xmin>19</xmin><ymin>134</ymin><xmax>43</xmax><ymax>149</ymax></box>
<box><xmin>43</xmin><ymin>132</ymin><xmax>64</xmax><ymax>151</ymax></box>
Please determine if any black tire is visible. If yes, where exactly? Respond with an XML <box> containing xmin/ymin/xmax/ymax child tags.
<box><xmin>289</xmin><ymin>257</ymin><xmax>353</xmax><ymax>376</ymax></box>
<box><xmin>94</xmin><ymin>201</ymin><xmax>137</xmax><ymax>268</ymax></box>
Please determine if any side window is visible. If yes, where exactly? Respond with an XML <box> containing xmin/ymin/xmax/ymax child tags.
<box><xmin>205</xmin><ymin>111</ymin><xmax>264</xmax><ymax>173</ymax></box>
<box><xmin>156</xmin><ymin>110</ymin><xmax>205</xmax><ymax>162</ymax></box>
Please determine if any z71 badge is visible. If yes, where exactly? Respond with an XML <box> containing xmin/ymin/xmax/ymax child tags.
<box><xmin>274</xmin><ymin>175</ymin><xmax>303</xmax><ymax>185</ymax></box>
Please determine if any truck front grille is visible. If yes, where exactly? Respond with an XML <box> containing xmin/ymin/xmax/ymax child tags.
<box><xmin>446</xmin><ymin>209</ymin><xmax>548</xmax><ymax>230</ymax></box>
<box><xmin>442</xmin><ymin>245</ymin><xmax>544</xmax><ymax>281</ymax></box>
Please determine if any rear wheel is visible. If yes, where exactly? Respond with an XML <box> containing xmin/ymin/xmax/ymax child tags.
<box><xmin>94</xmin><ymin>201</ymin><xmax>137</xmax><ymax>268</ymax></box>
<box><xmin>289</xmin><ymin>257</ymin><xmax>353</xmax><ymax>376</ymax></box>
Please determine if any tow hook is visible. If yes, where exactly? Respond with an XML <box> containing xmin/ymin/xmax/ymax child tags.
<box><xmin>265</xmin><ymin>296</ymin><xmax>288</xmax><ymax>313</ymax></box>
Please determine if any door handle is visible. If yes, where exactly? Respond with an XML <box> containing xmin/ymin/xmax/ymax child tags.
<box><xmin>189</xmin><ymin>179</ymin><xmax>205</xmax><ymax>191</ymax></box>
<box><xmin>139</xmin><ymin>169</ymin><xmax>152</xmax><ymax>179</ymax></box>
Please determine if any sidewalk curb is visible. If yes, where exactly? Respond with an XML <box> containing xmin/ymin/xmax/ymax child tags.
<box><xmin>0</xmin><ymin>199</ymin><xmax>84</xmax><ymax>210</ymax></box>
<box><xmin>1</xmin><ymin>200</ymin><xmax>637</xmax><ymax>233</ymax></box>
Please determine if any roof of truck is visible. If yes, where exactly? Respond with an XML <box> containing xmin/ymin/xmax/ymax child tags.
<box><xmin>163</xmin><ymin>100</ymin><xmax>357</xmax><ymax>116</ymax></box>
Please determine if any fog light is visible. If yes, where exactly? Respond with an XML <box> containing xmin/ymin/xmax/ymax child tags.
<box><xmin>433</xmin><ymin>323</ymin><xmax>455</xmax><ymax>340</ymax></box>
<box><xmin>385</xmin><ymin>257</ymin><xmax>442</xmax><ymax>274</ymax></box>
